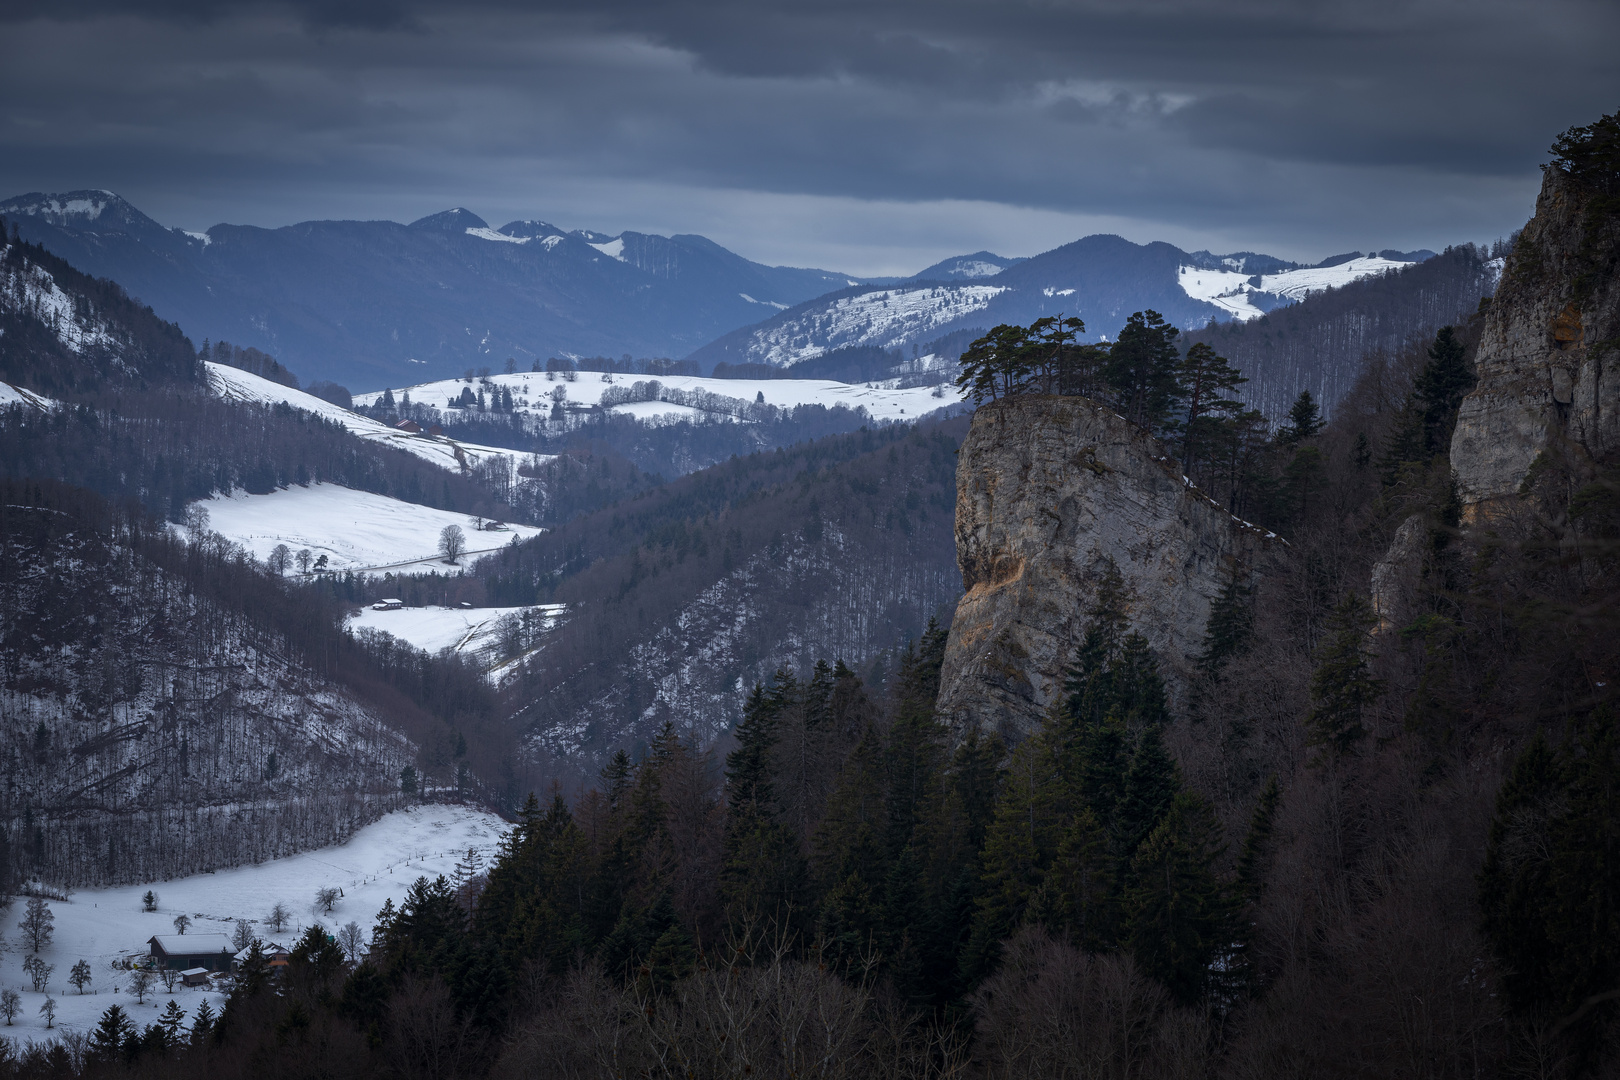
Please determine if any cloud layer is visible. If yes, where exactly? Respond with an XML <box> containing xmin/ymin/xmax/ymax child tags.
<box><xmin>0</xmin><ymin>0</ymin><xmax>1612</xmax><ymax>273</ymax></box>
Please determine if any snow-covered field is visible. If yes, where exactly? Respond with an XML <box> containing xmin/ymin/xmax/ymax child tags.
<box><xmin>0</xmin><ymin>806</ymin><xmax>506</xmax><ymax>1041</ymax></box>
<box><xmin>1177</xmin><ymin>255</ymin><xmax>1413</xmax><ymax>321</ymax></box>
<box><xmin>187</xmin><ymin>482</ymin><xmax>544</xmax><ymax>574</ymax></box>
<box><xmin>206</xmin><ymin>362</ymin><xmax>543</xmax><ymax>474</ymax></box>
<box><xmin>354</xmin><ymin>371</ymin><xmax>962</xmax><ymax>424</ymax></box>
<box><xmin>347</xmin><ymin>603</ymin><xmax>565</xmax><ymax>657</ymax></box>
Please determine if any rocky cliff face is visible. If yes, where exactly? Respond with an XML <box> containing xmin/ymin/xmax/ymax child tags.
<box><xmin>1451</xmin><ymin>166</ymin><xmax>1620</xmax><ymax>517</ymax></box>
<box><xmin>935</xmin><ymin>395</ymin><xmax>1280</xmax><ymax>744</ymax></box>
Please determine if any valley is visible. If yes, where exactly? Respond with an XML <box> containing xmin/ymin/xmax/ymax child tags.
<box><xmin>0</xmin><ymin>101</ymin><xmax>1615</xmax><ymax>1080</ymax></box>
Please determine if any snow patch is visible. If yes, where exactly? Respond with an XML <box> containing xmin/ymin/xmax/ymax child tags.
<box><xmin>739</xmin><ymin>293</ymin><xmax>788</xmax><ymax>310</ymax></box>
<box><xmin>0</xmin><ymin>807</ymin><xmax>505</xmax><ymax>1039</ymax></box>
<box><xmin>205</xmin><ymin>362</ymin><xmax>546</xmax><ymax>476</ymax></box>
<box><xmin>735</xmin><ymin>284</ymin><xmax>1006</xmax><ymax>367</ymax></box>
<box><xmin>347</xmin><ymin>603</ymin><xmax>564</xmax><ymax>657</ymax></box>
<box><xmin>185</xmin><ymin>482</ymin><xmax>543</xmax><ymax>575</ymax></box>
<box><xmin>1177</xmin><ymin>255</ymin><xmax>1413</xmax><ymax>322</ymax></box>
<box><xmin>587</xmin><ymin>237</ymin><xmax>625</xmax><ymax>260</ymax></box>
<box><xmin>355</xmin><ymin>371</ymin><xmax>964</xmax><ymax>425</ymax></box>
<box><xmin>185</xmin><ymin>230</ymin><xmax>211</xmax><ymax>247</ymax></box>
<box><xmin>0</xmin><ymin>381</ymin><xmax>57</xmax><ymax>410</ymax></box>
<box><xmin>465</xmin><ymin>227</ymin><xmax>530</xmax><ymax>244</ymax></box>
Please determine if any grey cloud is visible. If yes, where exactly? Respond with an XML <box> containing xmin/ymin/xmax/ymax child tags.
<box><xmin>0</xmin><ymin>0</ymin><xmax>1611</xmax><ymax>270</ymax></box>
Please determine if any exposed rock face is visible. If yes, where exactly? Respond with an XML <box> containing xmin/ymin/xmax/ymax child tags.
<box><xmin>936</xmin><ymin>395</ymin><xmax>1281</xmax><ymax>744</ymax></box>
<box><xmin>1451</xmin><ymin>166</ymin><xmax>1620</xmax><ymax>518</ymax></box>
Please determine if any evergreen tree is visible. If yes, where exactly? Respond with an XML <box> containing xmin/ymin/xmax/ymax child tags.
<box><xmin>1178</xmin><ymin>342</ymin><xmax>1247</xmax><ymax>470</ymax></box>
<box><xmin>1103</xmin><ymin>310</ymin><xmax>1183</xmax><ymax>433</ymax></box>
<box><xmin>91</xmin><ymin>1004</ymin><xmax>135</xmax><ymax>1061</ymax></box>
<box><xmin>1278</xmin><ymin>390</ymin><xmax>1325</xmax><ymax>446</ymax></box>
<box><xmin>1125</xmin><ymin>792</ymin><xmax>1233</xmax><ymax>1004</ymax></box>
<box><xmin>955</xmin><ymin>323</ymin><xmax>1035</xmax><ymax>403</ymax></box>
<box><xmin>1197</xmin><ymin>567</ymin><xmax>1255</xmax><ymax>681</ymax></box>
<box><xmin>1412</xmin><ymin>326</ymin><xmax>1475</xmax><ymax>454</ymax></box>
<box><xmin>722</xmin><ymin>675</ymin><xmax>808</xmax><ymax>936</ymax></box>
<box><xmin>1305</xmin><ymin>592</ymin><xmax>1383</xmax><ymax>765</ymax></box>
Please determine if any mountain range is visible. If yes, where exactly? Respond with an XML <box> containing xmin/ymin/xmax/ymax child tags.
<box><xmin>2</xmin><ymin>190</ymin><xmax>1434</xmax><ymax>395</ymax></box>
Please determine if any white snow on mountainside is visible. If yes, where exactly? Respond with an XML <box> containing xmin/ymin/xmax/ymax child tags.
<box><xmin>0</xmin><ymin>381</ymin><xmax>56</xmax><ymax>410</ymax></box>
<box><xmin>742</xmin><ymin>285</ymin><xmax>1006</xmax><ymax>366</ymax></box>
<box><xmin>347</xmin><ymin>603</ymin><xmax>565</xmax><ymax>658</ymax></box>
<box><xmin>205</xmin><ymin>362</ymin><xmax>545</xmax><ymax>474</ymax></box>
<box><xmin>354</xmin><ymin>371</ymin><xmax>962</xmax><ymax>424</ymax></box>
<box><xmin>1</xmin><ymin>245</ymin><xmax>126</xmax><ymax>359</ymax></box>
<box><xmin>1178</xmin><ymin>255</ymin><xmax>1413</xmax><ymax>321</ymax></box>
<box><xmin>186</xmin><ymin>482</ymin><xmax>543</xmax><ymax>574</ymax></box>
<box><xmin>0</xmin><ymin>806</ymin><xmax>505</xmax><ymax>1039</ymax></box>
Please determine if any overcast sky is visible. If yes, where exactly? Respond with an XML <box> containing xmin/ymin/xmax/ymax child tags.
<box><xmin>0</xmin><ymin>0</ymin><xmax>1613</xmax><ymax>275</ymax></box>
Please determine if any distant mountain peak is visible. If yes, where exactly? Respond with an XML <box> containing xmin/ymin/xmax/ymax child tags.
<box><xmin>907</xmin><ymin>251</ymin><xmax>1026</xmax><ymax>282</ymax></box>
<box><xmin>409</xmin><ymin>207</ymin><xmax>489</xmax><ymax>231</ymax></box>
<box><xmin>498</xmin><ymin>219</ymin><xmax>567</xmax><ymax>240</ymax></box>
<box><xmin>0</xmin><ymin>189</ymin><xmax>160</xmax><ymax>233</ymax></box>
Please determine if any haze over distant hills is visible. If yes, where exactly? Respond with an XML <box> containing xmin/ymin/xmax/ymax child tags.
<box><xmin>2</xmin><ymin>189</ymin><xmax>1435</xmax><ymax>393</ymax></box>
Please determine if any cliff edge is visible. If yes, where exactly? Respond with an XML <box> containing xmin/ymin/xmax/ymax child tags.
<box><xmin>1451</xmin><ymin>166</ymin><xmax>1620</xmax><ymax>517</ymax></box>
<box><xmin>936</xmin><ymin>394</ymin><xmax>1280</xmax><ymax>744</ymax></box>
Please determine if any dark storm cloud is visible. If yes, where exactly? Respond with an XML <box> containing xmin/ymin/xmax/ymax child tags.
<box><xmin>0</xmin><ymin>0</ymin><xmax>1612</xmax><ymax>271</ymax></box>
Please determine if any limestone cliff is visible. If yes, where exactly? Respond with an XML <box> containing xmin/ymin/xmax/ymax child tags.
<box><xmin>1451</xmin><ymin>166</ymin><xmax>1620</xmax><ymax>517</ymax></box>
<box><xmin>936</xmin><ymin>395</ymin><xmax>1281</xmax><ymax>744</ymax></box>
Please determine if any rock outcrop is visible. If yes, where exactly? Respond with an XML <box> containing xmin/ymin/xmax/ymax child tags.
<box><xmin>936</xmin><ymin>395</ymin><xmax>1282</xmax><ymax>744</ymax></box>
<box><xmin>1451</xmin><ymin>166</ymin><xmax>1620</xmax><ymax>518</ymax></box>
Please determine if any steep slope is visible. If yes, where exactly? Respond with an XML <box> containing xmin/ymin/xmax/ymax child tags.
<box><xmin>489</xmin><ymin>421</ymin><xmax>966</xmax><ymax>769</ymax></box>
<box><xmin>0</xmin><ymin>226</ymin><xmax>198</xmax><ymax>395</ymax></box>
<box><xmin>0</xmin><ymin>482</ymin><xmax>415</xmax><ymax>888</ymax></box>
<box><xmin>1451</xmin><ymin>165</ymin><xmax>1620</xmax><ymax>518</ymax></box>
<box><xmin>687</xmin><ymin>235</ymin><xmax>1418</xmax><ymax>381</ymax></box>
<box><xmin>0</xmin><ymin>192</ymin><xmax>862</xmax><ymax>389</ymax></box>
<box><xmin>935</xmin><ymin>395</ymin><xmax>1282</xmax><ymax>744</ymax></box>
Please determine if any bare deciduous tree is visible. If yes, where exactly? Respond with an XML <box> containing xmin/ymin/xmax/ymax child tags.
<box><xmin>0</xmin><ymin>989</ymin><xmax>18</xmax><ymax>1026</ymax></box>
<box><xmin>267</xmin><ymin>902</ymin><xmax>291</xmax><ymax>933</ymax></box>
<box><xmin>69</xmin><ymin>959</ymin><xmax>92</xmax><ymax>994</ymax></box>
<box><xmin>316</xmin><ymin>887</ymin><xmax>340</xmax><ymax>915</ymax></box>
<box><xmin>22</xmin><ymin>955</ymin><xmax>53</xmax><ymax>993</ymax></box>
<box><xmin>129</xmin><ymin>967</ymin><xmax>154</xmax><ymax>1005</ymax></box>
<box><xmin>337</xmin><ymin>921</ymin><xmax>365</xmax><ymax>964</ymax></box>
<box><xmin>439</xmin><ymin>525</ymin><xmax>466</xmax><ymax>565</ymax></box>
<box><xmin>172</xmin><ymin>913</ymin><xmax>191</xmax><ymax>935</ymax></box>
<box><xmin>18</xmin><ymin>897</ymin><xmax>53</xmax><ymax>952</ymax></box>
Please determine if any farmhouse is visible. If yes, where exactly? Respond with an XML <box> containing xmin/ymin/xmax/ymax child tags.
<box><xmin>394</xmin><ymin>419</ymin><xmax>422</xmax><ymax>434</ymax></box>
<box><xmin>148</xmin><ymin>934</ymin><xmax>235</xmax><ymax>971</ymax></box>
<box><xmin>372</xmin><ymin>598</ymin><xmax>404</xmax><ymax>610</ymax></box>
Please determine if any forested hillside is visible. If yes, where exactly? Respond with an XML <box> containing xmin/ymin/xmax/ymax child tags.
<box><xmin>1187</xmin><ymin>243</ymin><xmax>1501</xmax><ymax>419</ymax></box>
<box><xmin>484</xmin><ymin>421</ymin><xmax>965</xmax><ymax>770</ymax></box>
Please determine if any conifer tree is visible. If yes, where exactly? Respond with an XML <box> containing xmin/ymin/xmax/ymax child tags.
<box><xmin>1197</xmin><ymin>567</ymin><xmax>1255</xmax><ymax>681</ymax></box>
<box><xmin>955</xmin><ymin>323</ymin><xmax>1035</xmax><ymax>403</ymax></box>
<box><xmin>1278</xmin><ymin>389</ymin><xmax>1325</xmax><ymax>446</ymax></box>
<box><xmin>1178</xmin><ymin>341</ymin><xmax>1247</xmax><ymax>470</ymax></box>
<box><xmin>1124</xmin><ymin>791</ymin><xmax>1233</xmax><ymax>1004</ymax></box>
<box><xmin>722</xmin><ymin>675</ymin><xmax>808</xmax><ymax>935</ymax></box>
<box><xmin>1412</xmin><ymin>326</ymin><xmax>1475</xmax><ymax>453</ymax></box>
<box><xmin>1305</xmin><ymin>592</ymin><xmax>1383</xmax><ymax>765</ymax></box>
<box><xmin>1104</xmin><ymin>310</ymin><xmax>1183</xmax><ymax>433</ymax></box>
